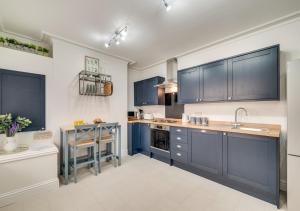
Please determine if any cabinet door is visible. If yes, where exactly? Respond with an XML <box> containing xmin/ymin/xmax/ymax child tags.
<box><xmin>144</xmin><ymin>78</ymin><xmax>158</xmax><ymax>105</ymax></box>
<box><xmin>223</xmin><ymin>133</ymin><xmax>279</xmax><ymax>196</ymax></box>
<box><xmin>134</xmin><ymin>81</ymin><xmax>144</xmax><ymax>106</ymax></box>
<box><xmin>228</xmin><ymin>46</ymin><xmax>279</xmax><ymax>101</ymax></box>
<box><xmin>188</xmin><ymin>129</ymin><xmax>223</xmax><ymax>175</ymax></box>
<box><xmin>178</xmin><ymin>67</ymin><xmax>201</xmax><ymax>104</ymax></box>
<box><xmin>202</xmin><ymin>60</ymin><xmax>228</xmax><ymax>102</ymax></box>
<box><xmin>1</xmin><ymin>69</ymin><xmax>45</xmax><ymax>131</ymax></box>
<box><xmin>133</xmin><ymin>123</ymin><xmax>141</xmax><ymax>153</ymax></box>
<box><xmin>140</xmin><ymin>123</ymin><xmax>150</xmax><ymax>154</ymax></box>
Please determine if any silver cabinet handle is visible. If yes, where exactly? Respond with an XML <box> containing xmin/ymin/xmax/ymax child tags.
<box><xmin>200</xmin><ymin>98</ymin><xmax>202</xmax><ymax>101</ymax></box>
<box><xmin>176</xmin><ymin>129</ymin><xmax>181</xmax><ymax>132</ymax></box>
<box><xmin>177</xmin><ymin>137</ymin><xmax>182</xmax><ymax>140</ymax></box>
<box><xmin>196</xmin><ymin>98</ymin><xmax>199</xmax><ymax>102</ymax></box>
<box><xmin>176</xmin><ymin>153</ymin><xmax>182</xmax><ymax>157</ymax></box>
<box><xmin>200</xmin><ymin>130</ymin><xmax>207</xmax><ymax>133</ymax></box>
<box><xmin>176</xmin><ymin>145</ymin><xmax>182</xmax><ymax>148</ymax></box>
<box><xmin>223</xmin><ymin>132</ymin><xmax>227</xmax><ymax>135</ymax></box>
<box><xmin>228</xmin><ymin>96</ymin><xmax>232</xmax><ymax>100</ymax></box>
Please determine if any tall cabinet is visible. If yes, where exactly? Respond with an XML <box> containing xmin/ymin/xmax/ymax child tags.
<box><xmin>287</xmin><ymin>60</ymin><xmax>300</xmax><ymax>211</ymax></box>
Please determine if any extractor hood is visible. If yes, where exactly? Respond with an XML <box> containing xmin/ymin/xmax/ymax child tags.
<box><xmin>155</xmin><ymin>58</ymin><xmax>178</xmax><ymax>93</ymax></box>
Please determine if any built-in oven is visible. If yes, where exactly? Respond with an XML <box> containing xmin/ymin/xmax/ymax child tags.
<box><xmin>150</xmin><ymin>124</ymin><xmax>170</xmax><ymax>154</ymax></box>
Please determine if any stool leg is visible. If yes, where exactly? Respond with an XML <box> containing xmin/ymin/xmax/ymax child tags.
<box><xmin>98</xmin><ymin>143</ymin><xmax>101</xmax><ymax>173</ymax></box>
<box><xmin>113</xmin><ymin>134</ymin><xmax>117</xmax><ymax>168</ymax></box>
<box><xmin>94</xmin><ymin>144</ymin><xmax>98</xmax><ymax>176</ymax></box>
<box><xmin>74</xmin><ymin>146</ymin><xmax>78</xmax><ymax>183</ymax></box>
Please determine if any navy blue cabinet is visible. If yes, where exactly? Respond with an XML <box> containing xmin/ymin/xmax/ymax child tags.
<box><xmin>202</xmin><ymin>60</ymin><xmax>228</xmax><ymax>102</ymax></box>
<box><xmin>134</xmin><ymin>81</ymin><xmax>144</xmax><ymax>106</ymax></box>
<box><xmin>177</xmin><ymin>45</ymin><xmax>279</xmax><ymax>104</ymax></box>
<box><xmin>134</xmin><ymin>76</ymin><xmax>165</xmax><ymax>106</ymax></box>
<box><xmin>178</xmin><ymin>67</ymin><xmax>201</xmax><ymax>104</ymax></box>
<box><xmin>127</xmin><ymin>123</ymin><xmax>150</xmax><ymax>155</ymax></box>
<box><xmin>222</xmin><ymin>133</ymin><xmax>279</xmax><ymax>205</ymax></box>
<box><xmin>228</xmin><ymin>46</ymin><xmax>279</xmax><ymax>101</ymax></box>
<box><xmin>188</xmin><ymin>129</ymin><xmax>223</xmax><ymax>175</ymax></box>
<box><xmin>140</xmin><ymin>123</ymin><xmax>151</xmax><ymax>155</ymax></box>
<box><xmin>0</xmin><ymin>69</ymin><xmax>45</xmax><ymax>131</ymax></box>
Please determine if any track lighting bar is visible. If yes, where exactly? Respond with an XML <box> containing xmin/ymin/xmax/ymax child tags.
<box><xmin>105</xmin><ymin>26</ymin><xmax>128</xmax><ymax>48</ymax></box>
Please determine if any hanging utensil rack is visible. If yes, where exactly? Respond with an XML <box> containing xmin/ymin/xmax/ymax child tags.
<box><xmin>79</xmin><ymin>70</ymin><xmax>113</xmax><ymax>96</ymax></box>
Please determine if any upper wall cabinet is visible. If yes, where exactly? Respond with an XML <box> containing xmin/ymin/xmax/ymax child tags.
<box><xmin>178</xmin><ymin>67</ymin><xmax>201</xmax><ymax>104</ymax></box>
<box><xmin>228</xmin><ymin>46</ymin><xmax>279</xmax><ymax>101</ymax></box>
<box><xmin>178</xmin><ymin>45</ymin><xmax>280</xmax><ymax>104</ymax></box>
<box><xmin>0</xmin><ymin>69</ymin><xmax>45</xmax><ymax>131</ymax></box>
<box><xmin>134</xmin><ymin>76</ymin><xmax>165</xmax><ymax>106</ymax></box>
<box><xmin>201</xmin><ymin>60</ymin><xmax>228</xmax><ymax>102</ymax></box>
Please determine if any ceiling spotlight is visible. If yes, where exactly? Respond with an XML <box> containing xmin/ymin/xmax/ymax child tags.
<box><xmin>104</xmin><ymin>26</ymin><xmax>128</xmax><ymax>48</ymax></box>
<box><xmin>162</xmin><ymin>0</ymin><xmax>172</xmax><ymax>11</ymax></box>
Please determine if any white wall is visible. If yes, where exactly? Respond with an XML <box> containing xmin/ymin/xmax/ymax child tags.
<box><xmin>128</xmin><ymin>62</ymin><xmax>166</xmax><ymax>118</ymax></box>
<box><xmin>0</xmin><ymin>38</ymin><xmax>129</xmax><ymax>155</ymax></box>
<box><xmin>127</xmin><ymin>17</ymin><xmax>300</xmax><ymax>190</ymax></box>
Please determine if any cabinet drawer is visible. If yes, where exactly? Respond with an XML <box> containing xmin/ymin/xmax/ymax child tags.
<box><xmin>171</xmin><ymin>127</ymin><xmax>188</xmax><ymax>136</ymax></box>
<box><xmin>171</xmin><ymin>150</ymin><xmax>188</xmax><ymax>163</ymax></box>
<box><xmin>171</xmin><ymin>134</ymin><xmax>188</xmax><ymax>144</ymax></box>
<box><xmin>171</xmin><ymin>142</ymin><xmax>188</xmax><ymax>152</ymax></box>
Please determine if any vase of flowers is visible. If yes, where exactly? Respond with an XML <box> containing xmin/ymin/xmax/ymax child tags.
<box><xmin>0</xmin><ymin>114</ymin><xmax>32</xmax><ymax>152</ymax></box>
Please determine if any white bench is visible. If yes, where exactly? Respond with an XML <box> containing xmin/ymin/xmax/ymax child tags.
<box><xmin>0</xmin><ymin>142</ymin><xmax>59</xmax><ymax>208</ymax></box>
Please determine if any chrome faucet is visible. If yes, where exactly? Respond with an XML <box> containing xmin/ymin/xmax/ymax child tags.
<box><xmin>232</xmin><ymin>107</ymin><xmax>248</xmax><ymax>128</ymax></box>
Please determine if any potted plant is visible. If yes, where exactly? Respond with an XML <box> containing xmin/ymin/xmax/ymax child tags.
<box><xmin>0</xmin><ymin>37</ymin><xmax>4</xmax><ymax>47</ymax></box>
<box><xmin>0</xmin><ymin>113</ymin><xmax>32</xmax><ymax>152</ymax></box>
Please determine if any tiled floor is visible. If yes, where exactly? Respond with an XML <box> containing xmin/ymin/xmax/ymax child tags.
<box><xmin>2</xmin><ymin>154</ymin><xmax>286</xmax><ymax>211</ymax></box>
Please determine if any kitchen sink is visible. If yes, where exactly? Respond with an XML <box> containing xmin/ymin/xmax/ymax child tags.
<box><xmin>237</xmin><ymin>127</ymin><xmax>269</xmax><ymax>132</ymax></box>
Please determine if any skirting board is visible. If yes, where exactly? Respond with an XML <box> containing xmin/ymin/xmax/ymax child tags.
<box><xmin>0</xmin><ymin>178</ymin><xmax>59</xmax><ymax>208</ymax></box>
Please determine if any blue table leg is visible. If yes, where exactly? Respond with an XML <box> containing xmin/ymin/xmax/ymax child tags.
<box><xmin>63</xmin><ymin>131</ymin><xmax>69</xmax><ymax>185</ymax></box>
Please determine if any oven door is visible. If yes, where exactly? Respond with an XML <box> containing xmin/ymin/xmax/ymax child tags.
<box><xmin>151</xmin><ymin>128</ymin><xmax>170</xmax><ymax>152</ymax></box>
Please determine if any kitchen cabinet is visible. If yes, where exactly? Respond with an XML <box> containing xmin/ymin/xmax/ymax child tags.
<box><xmin>188</xmin><ymin>129</ymin><xmax>223</xmax><ymax>175</ymax></box>
<box><xmin>134</xmin><ymin>76</ymin><xmax>165</xmax><ymax>106</ymax></box>
<box><xmin>127</xmin><ymin>123</ymin><xmax>150</xmax><ymax>155</ymax></box>
<box><xmin>228</xmin><ymin>46</ymin><xmax>279</xmax><ymax>101</ymax></box>
<box><xmin>177</xmin><ymin>45</ymin><xmax>279</xmax><ymax>104</ymax></box>
<box><xmin>201</xmin><ymin>60</ymin><xmax>228</xmax><ymax>101</ymax></box>
<box><xmin>140</xmin><ymin>123</ymin><xmax>150</xmax><ymax>155</ymax></box>
<box><xmin>0</xmin><ymin>69</ymin><xmax>45</xmax><ymax>131</ymax></box>
<box><xmin>223</xmin><ymin>133</ymin><xmax>279</xmax><ymax>205</ymax></box>
<box><xmin>178</xmin><ymin>67</ymin><xmax>201</xmax><ymax>104</ymax></box>
<box><xmin>134</xmin><ymin>81</ymin><xmax>144</xmax><ymax>106</ymax></box>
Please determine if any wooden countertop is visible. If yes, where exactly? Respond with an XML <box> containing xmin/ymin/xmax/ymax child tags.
<box><xmin>128</xmin><ymin>119</ymin><xmax>281</xmax><ymax>138</ymax></box>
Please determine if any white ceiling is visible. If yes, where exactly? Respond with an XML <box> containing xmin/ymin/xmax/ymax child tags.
<box><xmin>1</xmin><ymin>0</ymin><xmax>300</xmax><ymax>69</ymax></box>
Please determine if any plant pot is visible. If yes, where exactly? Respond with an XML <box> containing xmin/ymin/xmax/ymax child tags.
<box><xmin>3</xmin><ymin>136</ymin><xmax>17</xmax><ymax>152</ymax></box>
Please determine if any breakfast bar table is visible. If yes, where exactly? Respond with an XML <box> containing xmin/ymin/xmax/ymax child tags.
<box><xmin>60</xmin><ymin>124</ymin><xmax>121</xmax><ymax>185</ymax></box>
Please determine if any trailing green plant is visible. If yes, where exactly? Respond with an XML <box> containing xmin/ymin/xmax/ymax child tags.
<box><xmin>37</xmin><ymin>46</ymin><xmax>43</xmax><ymax>52</ymax></box>
<box><xmin>0</xmin><ymin>36</ymin><xmax>50</xmax><ymax>56</ymax></box>
<box><xmin>42</xmin><ymin>48</ymin><xmax>49</xmax><ymax>53</ymax></box>
<box><xmin>0</xmin><ymin>113</ymin><xmax>31</xmax><ymax>137</ymax></box>
<box><xmin>29</xmin><ymin>44</ymin><xmax>36</xmax><ymax>50</ymax></box>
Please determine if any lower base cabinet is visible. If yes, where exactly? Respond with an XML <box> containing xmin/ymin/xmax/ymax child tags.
<box><xmin>127</xmin><ymin>123</ymin><xmax>150</xmax><ymax>156</ymax></box>
<box><xmin>223</xmin><ymin>133</ymin><xmax>279</xmax><ymax>206</ymax></box>
<box><xmin>188</xmin><ymin>129</ymin><xmax>223</xmax><ymax>175</ymax></box>
<box><xmin>171</xmin><ymin>128</ymin><xmax>279</xmax><ymax>207</ymax></box>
